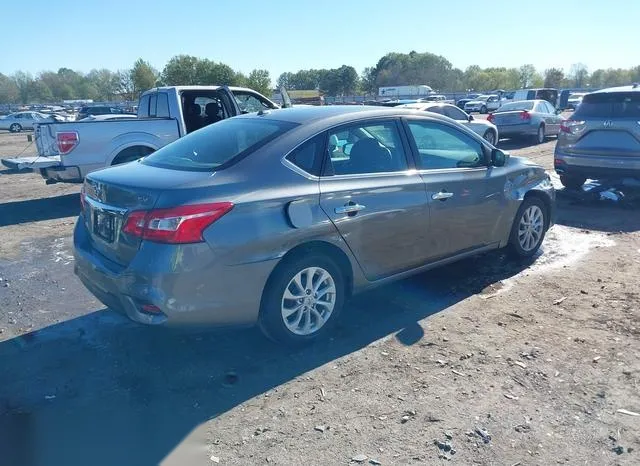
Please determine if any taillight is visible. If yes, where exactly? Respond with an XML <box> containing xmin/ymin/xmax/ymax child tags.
<box><xmin>57</xmin><ymin>131</ymin><xmax>79</xmax><ymax>154</ymax></box>
<box><xmin>122</xmin><ymin>202</ymin><xmax>234</xmax><ymax>244</ymax></box>
<box><xmin>487</xmin><ymin>113</ymin><xmax>494</xmax><ymax>123</ymax></box>
<box><xmin>560</xmin><ymin>119</ymin><xmax>585</xmax><ymax>134</ymax></box>
<box><xmin>520</xmin><ymin>111</ymin><xmax>531</xmax><ymax>121</ymax></box>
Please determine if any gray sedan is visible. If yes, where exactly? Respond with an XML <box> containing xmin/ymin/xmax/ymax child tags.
<box><xmin>488</xmin><ymin>100</ymin><xmax>565</xmax><ymax>144</ymax></box>
<box><xmin>74</xmin><ymin>106</ymin><xmax>555</xmax><ymax>345</ymax></box>
<box><xmin>399</xmin><ymin>102</ymin><xmax>499</xmax><ymax>145</ymax></box>
<box><xmin>0</xmin><ymin>111</ymin><xmax>52</xmax><ymax>132</ymax></box>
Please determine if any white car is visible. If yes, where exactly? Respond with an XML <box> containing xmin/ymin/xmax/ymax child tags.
<box><xmin>399</xmin><ymin>102</ymin><xmax>499</xmax><ymax>145</ymax></box>
<box><xmin>464</xmin><ymin>95</ymin><xmax>502</xmax><ymax>114</ymax></box>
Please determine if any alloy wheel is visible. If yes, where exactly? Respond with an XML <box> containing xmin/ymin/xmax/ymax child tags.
<box><xmin>517</xmin><ymin>205</ymin><xmax>544</xmax><ymax>252</ymax></box>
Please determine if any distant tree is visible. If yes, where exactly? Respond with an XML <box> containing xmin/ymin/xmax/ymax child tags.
<box><xmin>276</xmin><ymin>72</ymin><xmax>294</xmax><ymax>89</ymax></box>
<box><xmin>360</xmin><ymin>67</ymin><xmax>377</xmax><ymax>94</ymax></box>
<box><xmin>162</xmin><ymin>55</ymin><xmax>200</xmax><ymax>85</ymax></box>
<box><xmin>544</xmin><ymin>68</ymin><xmax>565</xmax><ymax>88</ymax></box>
<box><xmin>0</xmin><ymin>73</ymin><xmax>20</xmax><ymax>103</ymax></box>
<box><xmin>117</xmin><ymin>70</ymin><xmax>135</xmax><ymax>101</ymax></box>
<box><xmin>568</xmin><ymin>63</ymin><xmax>589</xmax><ymax>88</ymax></box>
<box><xmin>130</xmin><ymin>58</ymin><xmax>157</xmax><ymax>96</ymax></box>
<box><xmin>518</xmin><ymin>64</ymin><xmax>537</xmax><ymax>88</ymax></box>
<box><xmin>86</xmin><ymin>69</ymin><xmax>120</xmax><ymax>100</ymax></box>
<box><xmin>12</xmin><ymin>71</ymin><xmax>34</xmax><ymax>103</ymax></box>
<box><xmin>246</xmin><ymin>69</ymin><xmax>271</xmax><ymax>96</ymax></box>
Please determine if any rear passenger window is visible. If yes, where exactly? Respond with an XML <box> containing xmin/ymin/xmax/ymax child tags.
<box><xmin>286</xmin><ymin>135</ymin><xmax>324</xmax><ymax>176</ymax></box>
<box><xmin>149</xmin><ymin>95</ymin><xmax>157</xmax><ymax>116</ymax></box>
<box><xmin>156</xmin><ymin>93</ymin><xmax>169</xmax><ymax>117</ymax></box>
<box><xmin>138</xmin><ymin>95</ymin><xmax>150</xmax><ymax>117</ymax></box>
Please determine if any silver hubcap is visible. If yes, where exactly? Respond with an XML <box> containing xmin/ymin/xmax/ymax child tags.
<box><xmin>518</xmin><ymin>205</ymin><xmax>544</xmax><ymax>251</ymax></box>
<box><xmin>484</xmin><ymin>132</ymin><xmax>495</xmax><ymax>144</ymax></box>
<box><xmin>281</xmin><ymin>267</ymin><xmax>336</xmax><ymax>335</ymax></box>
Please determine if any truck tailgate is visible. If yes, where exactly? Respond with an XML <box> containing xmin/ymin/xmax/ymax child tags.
<box><xmin>2</xmin><ymin>156</ymin><xmax>61</xmax><ymax>171</ymax></box>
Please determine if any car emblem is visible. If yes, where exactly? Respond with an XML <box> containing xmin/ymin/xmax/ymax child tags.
<box><xmin>602</xmin><ymin>120</ymin><xmax>613</xmax><ymax>128</ymax></box>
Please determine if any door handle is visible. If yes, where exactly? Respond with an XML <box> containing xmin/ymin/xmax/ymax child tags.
<box><xmin>432</xmin><ymin>191</ymin><xmax>454</xmax><ymax>201</ymax></box>
<box><xmin>335</xmin><ymin>203</ymin><xmax>366</xmax><ymax>214</ymax></box>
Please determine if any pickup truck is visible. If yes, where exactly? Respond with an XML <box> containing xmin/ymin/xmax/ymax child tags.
<box><xmin>2</xmin><ymin>85</ymin><xmax>290</xmax><ymax>183</ymax></box>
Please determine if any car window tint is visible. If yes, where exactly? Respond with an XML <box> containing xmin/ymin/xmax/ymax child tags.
<box><xmin>142</xmin><ymin>118</ymin><xmax>296</xmax><ymax>172</ymax></box>
<box><xmin>149</xmin><ymin>95</ymin><xmax>157</xmax><ymax>116</ymax></box>
<box><xmin>326</xmin><ymin>121</ymin><xmax>408</xmax><ymax>176</ymax></box>
<box><xmin>408</xmin><ymin>121</ymin><xmax>485</xmax><ymax>170</ymax></box>
<box><xmin>574</xmin><ymin>92</ymin><xmax>640</xmax><ymax>118</ymax></box>
<box><xmin>425</xmin><ymin>106</ymin><xmax>444</xmax><ymax>115</ymax></box>
<box><xmin>443</xmin><ymin>105</ymin><xmax>467</xmax><ymax>120</ymax></box>
<box><xmin>286</xmin><ymin>134</ymin><xmax>324</xmax><ymax>176</ymax></box>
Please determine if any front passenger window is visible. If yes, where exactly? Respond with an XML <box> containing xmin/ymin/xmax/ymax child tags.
<box><xmin>407</xmin><ymin>121</ymin><xmax>486</xmax><ymax>170</ymax></box>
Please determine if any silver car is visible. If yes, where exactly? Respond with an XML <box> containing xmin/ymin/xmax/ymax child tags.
<box><xmin>0</xmin><ymin>111</ymin><xmax>52</xmax><ymax>132</ymax></box>
<box><xmin>555</xmin><ymin>84</ymin><xmax>640</xmax><ymax>189</ymax></box>
<box><xmin>399</xmin><ymin>102</ymin><xmax>499</xmax><ymax>145</ymax></box>
<box><xmin>464</xmin><ymin>95</ymin><xmax>501</xmax><ymax>114</ymax></box>
<box><xmin>488</xmin><ymin>100</ymin><xmax>565</xmax><ymax>144</ymax></box>
<box><xmin>74</xmin><ymin>106</ymin><xmax>555</xmax><ymax>345</ymax></box>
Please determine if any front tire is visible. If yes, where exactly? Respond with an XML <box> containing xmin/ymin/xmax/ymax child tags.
<box><xmin>483</xmin><ymin>130</ymin><xmax>496</xmax><ymax>145</ymax></box>
<box><xmin>507</xmin><ymin>197</ymin><xmax>548</xmax><ymax>258</ymax></box>
<box><xmin>259</xmin><ymin>254</ymin><xmax>346</xmax><ymax>345</ymax></box>
<box><xmin>9</xmin><ymin>123</ymin><xmax>22</xmax><ymax>133</ymax></box>
<box><xmin>559</xmin><ymin>174</ymin><xmax>586</xmax><ymax>190</ymax></box>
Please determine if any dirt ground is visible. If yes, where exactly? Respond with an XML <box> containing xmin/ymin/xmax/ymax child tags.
<box><xmin>0</xmin><ymin>128</ymin><xmax>638</xmax><ymax>466</ymax></box>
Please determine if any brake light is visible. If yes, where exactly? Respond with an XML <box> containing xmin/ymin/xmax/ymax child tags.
<box><xmin>520</xmin><ymin>111</ymin><xmax>531</xmax><ymax>121</ymax></box>
<box><xmin>122</xmin><ymin>203</ymin><xmax>234</xmax><ymax>244</ymax></box>
<box><xmin>57</xmin><ymin>131</ymin><xmax>79</xmax><ymax>154</ymax></box>
<box><xmin>560</xmin><ymin>119</ymin><xmax>585</xmax><ymax>134</ymax></box>
<box><xmin>487</xmin><ymin>113</ymin><xmax>494</xmax><ymax>123</ymax></box>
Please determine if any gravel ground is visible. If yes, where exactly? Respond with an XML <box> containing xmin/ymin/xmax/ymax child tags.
<box><xmin>0</xmin><ymin>128</ymin><xmax>638</xmax><ymax>466</ymax></box>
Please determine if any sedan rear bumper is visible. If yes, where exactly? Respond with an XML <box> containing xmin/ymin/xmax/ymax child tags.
<box><xmin>496</xmin><ymin>124</ymin><xmax>538</xmax><ymax>137</ymax></box>
<box><xmin>73</xmin><ymin>215</ymin><xmax>279</xmax><ymax>327</ymax></box>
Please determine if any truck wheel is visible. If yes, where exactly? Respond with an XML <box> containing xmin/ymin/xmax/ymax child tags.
<box><xmin>112</xmin><ymin>146</ymin><xmax>154</xmax><ymax>165</ymax></box>
<box><xmin>9</xmin><ymin>123</ymin><xmax>22</xmax><ymax>133</ymax></box>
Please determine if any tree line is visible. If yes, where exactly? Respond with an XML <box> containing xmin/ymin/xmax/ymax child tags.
<box><xmin>2</xmin><ymin>51</ymin><xmax>639</xmax><ymax>104</ymax></box>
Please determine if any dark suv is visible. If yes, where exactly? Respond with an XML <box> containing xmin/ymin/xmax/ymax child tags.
<box><xmin>76</xmin><ymin>106</ymin><xmax>130</xmax><ymax>121</ymax></box>
<box><xmin>554</xmin><ymin>84</ymin><xmax>640</xmax><ymax>189</ymax></box>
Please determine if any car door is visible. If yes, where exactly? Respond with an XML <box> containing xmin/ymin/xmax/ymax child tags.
<box><xmin>545</xmin><ymin>101</ymin><xmax>563</xmax><ymax>134</ymax></box>
<box><xmin>403</xmin><ymin>117</ymin><xmax>504</xmax><ymax>260</ymax></box>
<box><xmin>218</xmin><ymin>85</ymin><xmax>243</xmax><ymax>117</ymax></box>
<box><xmin>22</xmin><ymin>112</ymin><xmax>36</xmax><ymax>129</ymax></box>
<box><xmin>231</xmin><ymin>89</ymin><xmax>279</xmax><ymax>114</ymax></box>
<box><xmin>537</xmin><ymin>101</ymin><xmax>557</xmax><ymax>133</ymax></box>
<box><xmin>319</xmin><ymin>119</ymin><xmax>431</xmax><ymax>281</ymax></box>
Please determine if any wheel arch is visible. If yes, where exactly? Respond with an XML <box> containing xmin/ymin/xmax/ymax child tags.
<box><xmin>523</xmin><ymin>190</ymin><xmax>552</xmax><ymax>230</ymax></box>
<box><xmin>110</xmin><ymin>144</ymin><xmax>155</xmax><ymax>165</ymax></box>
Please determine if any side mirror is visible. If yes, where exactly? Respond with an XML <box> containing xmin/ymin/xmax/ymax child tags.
<box><xmin>555</xmin><ymin>109</ymin><xmax>562</xmax><ymax>115</ymax></box>
<box><xmin>468</xmin><ymin>114</ymin><xmax>474</xmax><ymax>122</ymax></box>
<box><xmin>491</xmin><ymin>148</ymin><xmax>509</xmax><ymax>167</ymax></box>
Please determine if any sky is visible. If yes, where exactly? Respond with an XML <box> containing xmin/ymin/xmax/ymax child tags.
<box><xmin>3</xmin><ymin>0</ymin><xmax>638</xmax><ymax>81</ymax></box>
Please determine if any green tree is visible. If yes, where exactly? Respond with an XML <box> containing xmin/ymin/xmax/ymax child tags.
<box><xmin>162</xmin><ymin>55</ymin><xmax>200</xmax><ymax>85</ymax></box>
<box><xmin>544</xmin><ymin>68</ymin><xmax>565</xmax><ymax>88</ymax></box>
<box><xmin>86</xmin><ymin>69</ymin><xmax>120</xmax><ymax>100</ymax></box>
<box><xmin>130</xmin><ymin>58</ymin><xmax>157</xmax><ymax>96</ymax></box>
<box><xmin>0</xmin><ymin>73</ymin><xmax>20</xmax><ymax>103</ymax></box>
<box><xmin>246</xmin><ymin>69</ymin><xmax>271</xmax><ymax>96</ymax></box>
<box><xmin>360</xmin><ymin>67</ymin><xmax>377</xmax><ymax>94</ymax></box>
<box><xmin>276</xmin><ymin>72</ymin><xmax>294</xmax><ymax>89</ymax></box>
<box><xmin>12</xmin><ymin>71</ymin><xmax>34</xmax><ymax>103</ymax></box>
<box><xmin>518</xmin><ymin>64</ymin><xmax>537</xmax><ymax>88</ymax></box>
<box><xmin>568</xmin><ymin>63</ymin><xmax>589</xmax><ymax>88</ymax></box>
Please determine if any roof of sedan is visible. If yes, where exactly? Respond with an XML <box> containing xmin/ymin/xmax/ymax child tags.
<box><xmin>241</xmin><ymin>105</ymin><xmax>439</xmax><ymax>124</ymax></box>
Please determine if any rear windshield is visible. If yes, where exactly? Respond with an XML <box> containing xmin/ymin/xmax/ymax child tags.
<box><xmin>498</xmin><ymin>101</ymin><xmax>534</xmax><ymax>112</ymax></box>
<box><xmin>142</xmin><ymin>117</ymin><xmax>297</xmax><ymax>171</ymax></box>
<box><xmin>574</xmin><ymin>92</ymin><xmax>640</xmax><ymax>118</ymax></box>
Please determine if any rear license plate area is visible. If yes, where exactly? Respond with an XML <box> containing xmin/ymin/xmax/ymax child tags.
<box><xmin>93</xmin><ymin>210</ymin><xmax>115</xmax><ymax>243</ymax></box>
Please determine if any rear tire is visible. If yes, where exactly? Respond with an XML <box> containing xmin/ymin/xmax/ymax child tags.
<box><xmin>9</xmin><ymin>123</ymin><xmax>21</xmax><ymax>133</ymax></box>
<box><xmin>259</xmin><ymin>253</ymin><xmax>346</xmax><ymax>346</ymax></box>
<box><xmin>559</xmin><ymin>174</ymin><xmax>586</xmax><ymax>190</ymax></box>
<box><xmin>507</xmin><ymin>197</ymin><xmax>548</xmax><ymax>259</ymax></box>
<box><xmin>480</xmin><ymin>105</ymin><xmax>488</xmax><ymax>114</ymax></box>
<box><xmin>534</xmin><ymin>124</ymin><xmax>545</xmax><ymax>144</ymax></box>
<box><xmin>111</xmin><ymin>146</ymin><xmax>154</xmax><ymax>165</ymax></box>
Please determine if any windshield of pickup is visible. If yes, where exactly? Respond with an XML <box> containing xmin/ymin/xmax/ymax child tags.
<box><xmin>141</xmin><ymin>117</ymin><xmax>297</xmax><ymax>171</ymax></box>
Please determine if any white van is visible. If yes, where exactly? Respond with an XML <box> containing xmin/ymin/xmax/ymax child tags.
<box><xmin>512</xmin><ymin>88</ymin><xmax>559</xmax><ymax>106</ymax></box>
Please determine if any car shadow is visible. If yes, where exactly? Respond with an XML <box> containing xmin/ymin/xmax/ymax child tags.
<box><xmin>0</xmin><ymin>249</ymin><xmax>533</xmax><ymax>466</ymax></box>
<box><xmin>0</xmin><ymin>193</ymin><xmax>80</xmax><ymax>226</ymax></box>
<box><xmin>497</xmin><ymin>138</ymin><xmax>542</xmax><ymax>150</ymax></box>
